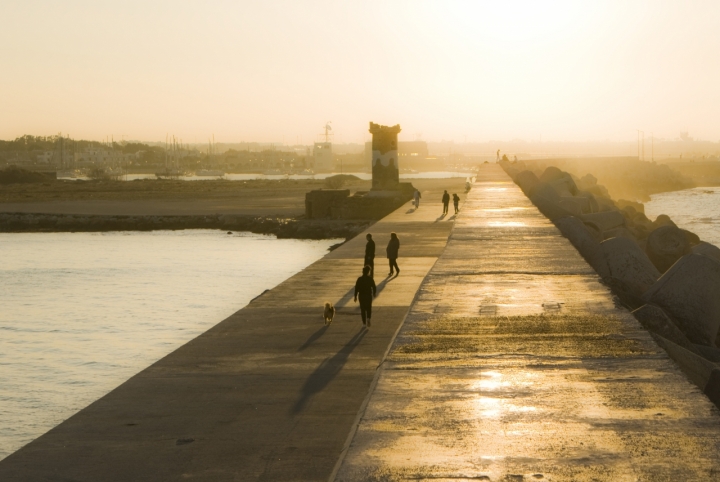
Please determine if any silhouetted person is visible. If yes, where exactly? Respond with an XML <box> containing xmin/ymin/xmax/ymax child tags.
<box><xmin>442</xmin><ymin>190</ymin><xmax>450</xmax><ymax>215</ymax></box>
<box><xmin>364</xmin><ymin>233</ymin><xmax>375</xmax><ymax>277</ymax></box>
<box><xmin>453</xmin><ymin>193</ymin><xmax>460</xmax><ymax>214</ymax></box>
<box><xmin>354</xmin><ymin>265</ymin><xmax>376</xmax><ymax>327</ymax></box>
<box><xmin>413</xmin><ymin>189</ymin><xmax>421</xmax><ymax>208</ymax></box>
<box><xmin>387</xmin><ymin>232</ymin><xmax>400</xmax><ymax>276</ymax></box>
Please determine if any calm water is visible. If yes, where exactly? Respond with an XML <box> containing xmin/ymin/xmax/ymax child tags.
<box><xmin>62</xmin><ymin>171</ymin><xmax>476</xmax><ymax>181</ymax></box>
<box><xmin>0</xmin><ymin>230</ymin><xmax>339</xmax><ymax>460</ymax></box>
<box><xmin>645</xmin><ymin>187</ymin><xmax>720</xmax><ymax>246</ymax></box>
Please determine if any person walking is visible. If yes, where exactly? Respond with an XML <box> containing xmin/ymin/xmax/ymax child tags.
<box><xmin>413</xmin><ymin>189</ymin><xmax>421</xmax><ymax>208</ymax></box>
<box><xmin>442</xmin><ymin>190</ymin><xmax>450</xmax><ymax>215</ymax></box>
<box><xmin>453</xmin><ymin>193</ymin><xmax>460</xmax><ymax>214</ymax></box>
<box><xmin>386</xmin><ymin>232</ymin><xmax>400</xmax><ymax>276</ymax></box>
<box><xmin>354</xmin><ymin>265</ymin><xmax>376</xmax><ymax>327</ymax></box>
<box><xmin>364</xmin><ymin>233</ymin><xmax>375</xmax><ymax>277</ymax></box>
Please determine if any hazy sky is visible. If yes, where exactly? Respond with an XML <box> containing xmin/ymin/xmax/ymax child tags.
<box><xmin>1</xmin><ymin>0</ymin><xmax>719</xmax><ymax>144</ymax></box>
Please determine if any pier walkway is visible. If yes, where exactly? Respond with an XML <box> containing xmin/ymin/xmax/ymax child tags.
<box><xmin>334</xmin><ymin>164</ymin><xmax>720</xmax><ymax>480</ymax></box>
<box><xmin>0</xmin><ymin>186</ymin><xmax>457</xmax><ymax>481</ymax></box>
<box><xmin>3</xmin><ymin>165</ymin><xmax>720</xmax><ymax>481</ymax></box>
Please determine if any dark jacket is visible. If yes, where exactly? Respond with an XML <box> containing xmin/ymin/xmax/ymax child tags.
<box><xmin>354</xmin><ymin>275</ymin><xmax>377</xmax><ymax>300</ymax></box>
<box><xmin>442</xmin><ymin>192</ymin><xmax>450</xmax><ymax>204</ymax></box>
<box><xmin>386</xmin><ymin>238</ymin><xmax>400</xmax><ymax>259</ymax></box>
<box><xmin>365</xmin><ymin>239</ymin><xmax>375</xmax><ymax>259</ymax></box>
<box><xmin>453</xmin><ymin>194</ymin><xmax>460</xmax><ymax>204</ymax></box>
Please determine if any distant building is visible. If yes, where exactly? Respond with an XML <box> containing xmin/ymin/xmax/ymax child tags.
<box><xmin>365</xmin><ymin>141</ymin><xmax>428</xmax><ymax>164</ymax></box>
<box><xmin>313</xmin><ymin>142</ymin><xmax>333</xmax><ymax>172</ymax></box>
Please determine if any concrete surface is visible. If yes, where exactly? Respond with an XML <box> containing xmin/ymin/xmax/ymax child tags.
<box><xmin>0</xmin><ymin>186</ymin><xmax>460</xmax><ymax>481</ymax></box>
<box><xmin>334</xmin><ymin>164</ymin><xmax>720</xmax><ymax>481</ymax></box>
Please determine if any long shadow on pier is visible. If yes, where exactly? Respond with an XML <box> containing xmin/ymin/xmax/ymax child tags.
<box><xmin>291</xmin><ymin>328</ymin><xmax>367</xmax><ymax>415</ymax></box>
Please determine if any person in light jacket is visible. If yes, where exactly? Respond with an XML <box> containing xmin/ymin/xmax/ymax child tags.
<box><xmin>386</xmin><ymin>232</ymin><xmax>400</xmax><ymax>276</ymax></box>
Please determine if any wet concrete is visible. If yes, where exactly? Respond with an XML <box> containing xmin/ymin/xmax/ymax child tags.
<box><xmin>0</xmin><ymin>187</ymin><xmax>458</xmax><ymax>481</ymax></box>
<box><xmin>334</xmin><ymin>164</ymin><xmax>720</xmax><ymax>481</ymax></box>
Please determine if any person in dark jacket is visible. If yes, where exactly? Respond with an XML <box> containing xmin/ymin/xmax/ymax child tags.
<box><xmin>453</xmin><ymin>193</ymin><xmax>460</xmax><ymax>214</ymax></box>
<box><xmin>354</xmin><ymin>265</ymin><xmax>377</xmax><ymax>327</ymax></box>
<box><xmin>386</xmin><ymin>232</ymin><xmax>400</xmax><ymax>276</ymax></box>
<box><xmin>442</xmin><ymin>190</ymin><xmax>450</xmax><ymax>215</ymax></box>
<box><xmin>364</xmin><ymin>233</ymin><xmax>375</xmax><ymax>277</ymax></box>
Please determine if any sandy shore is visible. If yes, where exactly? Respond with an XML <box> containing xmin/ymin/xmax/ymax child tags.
<box><xmin>0</xmin><ymin>178</ymin><xmax>467</xmax><ymax>217</ymax></box>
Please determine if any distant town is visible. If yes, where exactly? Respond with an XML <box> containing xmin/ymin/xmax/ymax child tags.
<box><xmin>0</xmin><ymin>133</ymin><xmax>719</xmax><ymax>180</ymax></box>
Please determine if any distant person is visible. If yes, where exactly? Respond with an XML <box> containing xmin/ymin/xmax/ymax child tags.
<box><xmin>513</xmin><ymin>155</ymin><xmax>517</xmax><ymax>162</ymax></box>
<box><xmin>364</xmin><ymin>233</ymin><xmax>375</xmax><ymax>277</ymax></box>
<box><xmin>386</xmin><ymin>232</ymin><xmax>400</xmax><ymax>276</ymax></box>
<box><xmin>496</xmin><ymin>149</ymin><xmax>500</xmax><ymax>162</ymax></box>
<box><xmin>453</xmin><ymin>193</ymin><xmax>460</xmax><ymax>214</ymax></box>
<box><xmin>354</xmin><ymin>265</ymin><xmax>376</xmax><ymax>327</ymax></box>
<box><xmin>442</xmin><ymin>190</ymin><xmax>450</xmax><ymax>215</ymax></box>
<box><xmin>413</xmin><ymin>189</ymin><xmax>421</xmax><ymax>208</ymax></box>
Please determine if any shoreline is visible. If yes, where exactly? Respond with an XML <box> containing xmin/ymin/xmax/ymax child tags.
<box><xmin>0</xmin><ymin>212</ymin><xmax>370</xmax><ymax>240</ymax></box>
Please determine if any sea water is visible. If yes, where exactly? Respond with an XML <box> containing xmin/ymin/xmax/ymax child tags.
<box><xmin>645</xmin><ymin>187</ymin><xmax>720</xmax><ymax>246</ymax></box>
<box><xmin>0</xmin><ymin>230</ymin><xmax>339</xmax><ymax>460</ymax></box>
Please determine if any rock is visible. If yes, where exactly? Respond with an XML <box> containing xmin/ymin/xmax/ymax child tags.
<box><xmin>529</xmin><ymin>182</ymin><xmax>561</xmax><ymax>202</ymax></box>
<box><xmin>643</xmin><ymin>253</ymin><xmax>720</xmax><ymax>346</ymax></box>
<box><xmin>682</xmin><ymin>229</ymin><xmax>701</xmax><ymax>246</ymax></box>
<box><xmin>651</xmin><ymin>334</ymin><xmax>716</xmax><ymax>390</ymax></box>
<box><xmin>539</xmin><ymin>166</ymin><xmax>566</xmax><ymax>183</ymax></box>
<box><xmin>600</xmin><ymin>237</ymin><xmax>660</xmax><ymax>303</ymax></box>
<box><xmin>548</xmin><ymin>176</ymin><xmax>578</xmax><ymax>197</ymax></box>
<box><xmin>555</xmin><ymin>217</ymin><xmax>608</xmax><ymax>277</ymax></box>
<box><xmin>530</xmin><ymin>194</ymin><xmax>573</xmax><ymax>221</ymax></box>
<box><xmin>632</xmin><ymin>304</ymin><xmax>696</xmax><ymax>352</ymax></box>
<box><xmin>703</xmin><ymin>368</ymin><xmax>720</xmax><ymax>408</ymax></box>
<box><xmin>575</xmin><ymin>191</ymin><xmax>600</xmax><ymax>213</ymax></box>
<box><xmin>557</xmin><ymin>197</ymin><xmax>584</xmax><ymax>216</ymax></box>
<box><xmin>595</xmin><ymin>196</ymin><xmax>616</xmax><ymax>212</ymax></box>
<box><xmin>577</xmin><ymin>173</ymin><xmax>598</xmax><ymax>190</ymax></box>
<box><xmin>581</xmin><ymin>211</ymin><xmax>625</xmax><ymax>232</ymax></box>
<box><xmin>692</xmin><ymin>242</ymin><xmax>720</xmax><ymax>262</ymax></box>
<box><xmin>616</xmin><ymin>199</ymin><xmax>645</xmax><ymax>214</ymax></box>
<box><xmin>646</xmin><ymin>225</ymin><xmax>691</xmax><ymax>272</ymax></box>
<box><xmin>514</xmin><ymin>170</ymin><xmax>540</xmax><ymax>194</ymax></box>
<box><xmin>692</xmin><ymin>344</ymin><xmax>720</xmax><ymax>363</ymax></box>
<box><xmin>653</xmin><ymin>214</ymin><xmax>676</xmax><ymax>228</ymax></box>
<box><xmin>602</xmin><ymin>226</ymin><xmax>636</xmax><ymax>242</ymax></box>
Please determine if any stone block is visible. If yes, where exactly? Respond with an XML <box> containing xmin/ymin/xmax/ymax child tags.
<box><xmin>643</xmin><ymin>253</ymin><xmax>720</xmax><ymax>346</ymax></box>
<box><xmin>647</xmin><ymin>225</ymin><xmax>691</xmax><ymax>273</ymax></box>
<box><xmin>555</xmin><ymin>216</ymin><xmax>608</xmax><ymax>278</ymax></box>
<box><xmin>581</xmin><ymin>210</ymin><xmax>625</xmax><ymax>232</ymax></box>
<box><xmin>632</xmin><ymin>304</ymin><xmax>696</xmax><ymax>352</ymax></box>
<box><xmin>601</xmin><ymin>236</ymin><xmax>661</xmax><ymax>299</ymax></box>
<box><xmin>692</xmin><ymin>242</ymin><xmax>720</xmax><ymax>262</ymax></box>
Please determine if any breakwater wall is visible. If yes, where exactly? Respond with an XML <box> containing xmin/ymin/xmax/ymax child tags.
<box><xmin>0</xmin><ymin>212</ymin><xmax>370</xmax><ymax>239</ymax></box>
<box><xmin>501</xmin><ymin>159</ymin><xmax>720</xmax><ymax>404</ymax></box>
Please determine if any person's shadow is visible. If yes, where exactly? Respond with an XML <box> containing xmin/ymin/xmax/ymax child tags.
<box><xmin>435</xmin><ymin>213</ymin><xmax>447</xmax><ymax>222</ymax></box>
<box><xmin>406</xmin><ymin>207</ymin><xmax>416</xmax><ymax>214</ymax></box>
<box><xmin>290</xmin><ymin>328</ymin><xmax>368</xmax><ymax>415</ymax></box>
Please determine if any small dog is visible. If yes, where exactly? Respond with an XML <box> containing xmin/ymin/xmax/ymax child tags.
<box><xmin>323</xmin><ymin>302</ymin><xmax>335</xmax><ymax>325</ymax></box>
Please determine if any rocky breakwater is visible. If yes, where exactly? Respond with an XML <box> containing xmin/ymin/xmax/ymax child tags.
<box><xmin>0</xmin><ymin>212</ymin><xmax>369</xmax><ymax>240</ymax></box>
<box><xmin>501</xmin><ymin>159</ymin><xmax>720</xmax><ymax>407</ymax></box>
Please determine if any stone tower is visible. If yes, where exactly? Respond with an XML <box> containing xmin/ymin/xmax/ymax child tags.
<box><xmin>369</xmin><ymin>122</ymin><xmax>401</xmax><ymax>190</ymax></box>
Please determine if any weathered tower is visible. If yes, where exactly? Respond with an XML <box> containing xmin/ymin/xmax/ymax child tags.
<box><xmin>369</xmin><ymin>122</ymin><xmax>401</xmax><ymax>190</ymax></box>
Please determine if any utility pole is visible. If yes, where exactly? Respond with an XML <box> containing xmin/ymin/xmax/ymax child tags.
<box><xmin>651</xmin><ymin>133</ymin><xmax>654</xmax><ymax>162</ymax></box>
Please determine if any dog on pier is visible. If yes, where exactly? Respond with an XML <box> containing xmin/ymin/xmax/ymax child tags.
<box><xmin>323</xmin><ymin>302</ymin><xmax>335</xmax><ymax>325</ymax></box>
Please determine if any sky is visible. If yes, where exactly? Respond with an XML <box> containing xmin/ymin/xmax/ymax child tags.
<box><xmin>1</xmin><ymin>0</ymin><xmax>719</xmax><ymax>144</ymax></box>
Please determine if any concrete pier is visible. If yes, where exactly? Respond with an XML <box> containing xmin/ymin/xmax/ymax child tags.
<box><xmin>334</xmin><ymin>164</ymin><xmax>720</xmax><ymax>480</ymax></box>
<box><xmin>0</xmin><ymin>187</ymin><xmax>456</xmax><ymax>481</ymax></box>
<box><xmin>3</xmin><ymin>165</ymin><xmax>720</xmax><ymax>481</ymax></box>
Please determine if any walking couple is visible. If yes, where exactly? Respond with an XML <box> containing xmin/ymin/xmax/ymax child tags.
<box><xmin>356</xmin><ymin>232</ymin><xmax>401</xmax><ymax>327</ymax></box>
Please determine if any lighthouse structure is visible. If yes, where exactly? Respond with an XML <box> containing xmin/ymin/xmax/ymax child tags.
<box><xmin>369</xmin><ymin>122</ymin><xmax>401</xmax><ymax>190</ymax></box>
<box><xmin>304</xmin><ymin>121</ymin><xmax>414</xmax><ymax>219</ymax></box>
